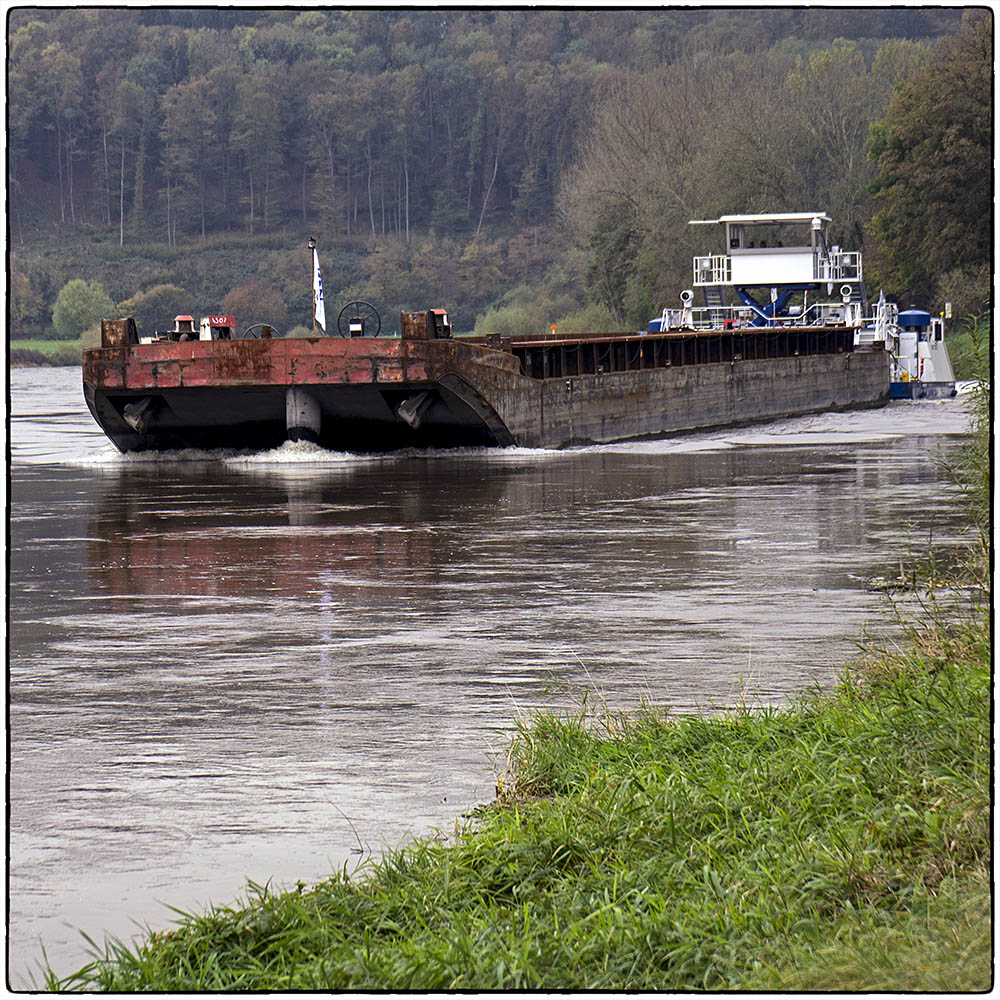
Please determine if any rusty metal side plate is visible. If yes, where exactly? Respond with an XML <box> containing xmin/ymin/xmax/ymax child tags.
<box><xmin>83</xmin><ymin>336</ymin><xmax>523</xmax><ymax>392</ymax></box>
<box><xmin>211</xmin><ymin>340</ymin><xmax>278</xmax><ymax>384</ymax></box>
<box><xmin>83</xmin><ymin>348</ymin><xmax>127</xmax><ymax>388</ymax></box>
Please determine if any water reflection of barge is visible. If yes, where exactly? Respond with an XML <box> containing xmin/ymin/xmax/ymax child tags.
<box><xmin>83</xmin><ymin>213</ymin><xmax>894</xmax><ymax>455</ymax></box>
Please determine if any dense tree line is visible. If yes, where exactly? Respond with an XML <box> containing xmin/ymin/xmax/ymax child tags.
<box><xmin>10</xmin><ymin>8</ymin><xmax>634</xmax><ymax>244</ymax></box>
<box><xmin>867</xmin><ymin>11</ymin><xmax>992</xmax><ymax>314</ymax></box>
<box><xmin>7</xmin><ymin>8</ymin><xmax>967</xmax><ymax>243</ymax></box>
<box><xmin>562</xmin><ymin>38</ymin><xmax>931</xmax><ymax>325</ymax></box>
<box><xmin>8</xmin><ymin>7</ymin><xmax>984</xmax><ymax>339</ymax></box>
<box><xmin>563</xmin><ymin>11</ymin><xmax>991</xmax><ymax>327</ymax></box>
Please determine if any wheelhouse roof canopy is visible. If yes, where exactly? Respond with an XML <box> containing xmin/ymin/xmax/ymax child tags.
<box><xmin>688</xmin><ymin>213</ymin><xmax>831</xmax><ymax>226</ymax></box>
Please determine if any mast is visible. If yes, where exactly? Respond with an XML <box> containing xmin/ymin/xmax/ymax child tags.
<box><xmin>308</xmin><ymin>236</ymin><xmax>317</xmax><ymax>335</ymax></box>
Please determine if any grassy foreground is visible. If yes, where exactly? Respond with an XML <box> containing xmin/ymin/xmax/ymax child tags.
<box><xmin>47</xmin><ymin>388</ymin><xmax>991</xmax><ymax>993</ymax></box>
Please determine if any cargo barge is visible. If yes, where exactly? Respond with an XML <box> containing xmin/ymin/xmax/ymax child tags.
<box><xmin>83</xmin><ymin>212</ymin><xmax>935</xmax><ymax>455</ymax></box>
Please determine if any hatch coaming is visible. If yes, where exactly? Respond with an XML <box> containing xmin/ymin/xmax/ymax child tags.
<box><xmin>510</xmin><ymin>326</ymin><xmax>860</xmax><ymax>381</ymax></box>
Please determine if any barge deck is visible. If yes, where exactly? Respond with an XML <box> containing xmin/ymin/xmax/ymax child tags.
<box><xmin>83</xmin><ymin>313</ymin><xmax>888</xmax><ymax>454</ymax></box>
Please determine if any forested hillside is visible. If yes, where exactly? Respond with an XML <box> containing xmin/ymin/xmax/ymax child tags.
<box><xmin>7</xmin><ymin>7</ymin><xmax>989</xmax><ymax>345</ymax></box>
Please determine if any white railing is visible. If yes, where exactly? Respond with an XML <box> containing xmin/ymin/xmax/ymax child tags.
<box><xmin>816</xmin><ymin>251</ymin><xmax>862</xmax><ymax>282</ymax></box>
<box><xmin>692</xmin><ymin>255</ymin><xmax>731</xmax><ymax>285</ymax></box>
<box><xmin>659</xmin><ymin>304</ymin><xmax>767</xmax><ymax>330</ymax></box>
<box><xmin>653</xmin><ymin>299</ymin><xmax>867</xmax><ymax>332</ymax></box>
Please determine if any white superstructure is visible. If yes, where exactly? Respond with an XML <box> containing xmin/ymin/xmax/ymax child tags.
<box><xmin>689</xmin><ymin>212</ymin><xmax>861</xmax><ymax>291</ymax></box>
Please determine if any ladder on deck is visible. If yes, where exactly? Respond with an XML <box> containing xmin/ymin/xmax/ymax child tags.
<box><xmin>702</xmin><ymin>285</ymin><xmax>726</xmax><ymax>327</ymax></box>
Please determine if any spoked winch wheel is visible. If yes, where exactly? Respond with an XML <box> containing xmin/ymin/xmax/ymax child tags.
<box><xmin>239</xmin><ymin>323</ymin><xmax>284</xmax><ymax>339</ymax></box>
<box><xmin>337</xmin><ymin>301</ymin><xmax>381</xmax><ymax>338</ymax></box>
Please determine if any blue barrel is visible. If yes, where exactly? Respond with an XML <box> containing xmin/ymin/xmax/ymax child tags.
<box><xmin>897</xmin><ymin>309</ymin><xmax>931</xmax><ymax>329</ymax></box>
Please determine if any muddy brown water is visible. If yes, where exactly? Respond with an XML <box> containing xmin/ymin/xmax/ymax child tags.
<box><xmin>7</xmin><ymin>366</ymin><xmax>971</xmax><ymax>985</ymax></box>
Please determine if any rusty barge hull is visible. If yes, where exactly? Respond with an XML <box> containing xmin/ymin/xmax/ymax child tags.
<box><xmin>83</xmin><ymin>320</ymin><xmax>889</xmax><ymax>454</ymax></box>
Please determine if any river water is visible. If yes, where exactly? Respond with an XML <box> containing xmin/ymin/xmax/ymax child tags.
<box><xmin>7</xmin><ymin>365</ymin><xmax>972</xmax><ymax>986</ymax></box>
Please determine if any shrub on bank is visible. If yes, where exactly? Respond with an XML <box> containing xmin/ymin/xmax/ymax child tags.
<box><xmin>9</xmin><ymin>348</ymin><xmax>51</xmax><ymax>366</ymax></box>
<box><xmin>946</xmin><ymin>313</ymin><xmax>991</xmax><ymax>382</ymax></box>
<box><xmin>51</xmin><ymin>280</ymin><xmax>114</xmax><ymax>340</ymax></box>
<box><xmin>115</xmin><ymin>285</ymin><xmax>191</xmax><ymax>336</ymax></box>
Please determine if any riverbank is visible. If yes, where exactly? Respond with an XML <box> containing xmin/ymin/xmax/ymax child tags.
<box><xmin>10</xmin><ymin>341</ymin><xmax>84</xmax><ymax>367</ymax></box>
<box><xmin>43</xmin><ymin>383</ymin><xmax>990</xmax><ymax>993</ymax></box>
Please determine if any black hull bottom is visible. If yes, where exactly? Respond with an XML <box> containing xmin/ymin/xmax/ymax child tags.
<box><xmin>85</xmin><ymin>382</ymin><xmax>506</xmax><ymax>454</ymax></box>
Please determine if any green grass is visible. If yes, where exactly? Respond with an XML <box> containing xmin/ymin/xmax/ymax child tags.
<box><xmin>9</xmin><ymin>339</ymin><xmax>76</xmax><ymax>355</ymax></box>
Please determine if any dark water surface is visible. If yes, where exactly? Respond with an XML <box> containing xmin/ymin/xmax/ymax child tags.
<box><xmin>7</xmin><ymin>366</ymin><xmax>971</xmax><ymax>985</ymax></box>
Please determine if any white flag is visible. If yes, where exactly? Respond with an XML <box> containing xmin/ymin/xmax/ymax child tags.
<box><xmin>313</xmin><ymin>247</ymin><xmax>326</xmax><ymax>331</ymax></box>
